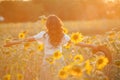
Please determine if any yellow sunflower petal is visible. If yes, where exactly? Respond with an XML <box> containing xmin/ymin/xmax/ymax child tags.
<box><xmin>18</xmin><ymin>32</ymin><xmax>25</xmax><ymax>39</ymax></box>
<box><xmin>71</xmin><ymin>32</ymin><xmax>83</xmax><ymax>44</ymax></box>
<box><xmin>3</xmin><ymin>74</ymin><xmax>11</xmax><ymax>80</ymax></box>
<box><xmin>73</xmin><ymin>54</ymin><xmax>84</xmax><ymax>63</ymax></box>
<box><xmin>53</xmin><ymin>50</ymin><xmax>62</xmax><ymax>60</ymax></box>
<box><xmin>58</xmin><ymin>69</ymin><xmax>68</xmax><ymax>79</ymax></box>
<box><xmin>69</xmin><ymin>64</ymin><xmax>82</xmax><ymax>77</ymax></box>
<box><xmin>96</xmin><ymin>56</ymin><xmax>109</xmax><ymax>70</ymax></box>
<box><xmin>38</xmin><ymin>44</ymin><xmax>44</xmax><ymax>51</ymax></box>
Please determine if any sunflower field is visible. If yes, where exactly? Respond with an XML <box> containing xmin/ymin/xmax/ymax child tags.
<box><xmin>0</xmin><ymin>20</ymin><xmax>120</xmax><ymax>80</ymax></box>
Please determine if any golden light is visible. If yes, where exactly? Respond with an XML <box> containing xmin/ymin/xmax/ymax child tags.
<box><xmin>0</xmin><ymin>0</ymin><xmax>31</xmax><ymax>2</ymax></box>
<box><xmin>22</xmin><ymin>0</ymin><xmax>31</xmax><ymax>1</ymax></box>
<box><xmin>104</xmin><ymin>0</ymin><xmax>116</xmax><ymax>3</ymax></box>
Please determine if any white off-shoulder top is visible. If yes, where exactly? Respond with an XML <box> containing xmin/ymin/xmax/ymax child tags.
<box><xmin>33</xmin><ymin>31</ymin><xmax>70</xmax><ymax>55</ymax></box>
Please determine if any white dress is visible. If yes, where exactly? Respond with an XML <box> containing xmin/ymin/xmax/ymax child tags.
<box><xmin>33</xmin><ymin>31</ymin><xmax>70</xmax><ymax>80</ymax></box>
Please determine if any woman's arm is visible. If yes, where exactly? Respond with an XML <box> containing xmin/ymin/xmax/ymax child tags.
<box><xmin>75</xmin><ymin>42</ymin><xmax>95</xmax><ymax>49</ymax></box>
<box><xmin>75</xmin><ymin>42</ymin><xmax>112</xmax><ymax>63</ymax></box>
<box><xmin>4</xmin><ymin>37</ymin><xmax>36</xmax><ymax>47</ymax></box>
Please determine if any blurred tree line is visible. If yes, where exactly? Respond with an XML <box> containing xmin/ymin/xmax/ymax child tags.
<box><xmin>0</xmin><ymin>0</ymin><xmax>120</xmax><ymax>22</ymax></box>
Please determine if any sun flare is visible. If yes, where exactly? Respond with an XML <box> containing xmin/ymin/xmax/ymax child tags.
<box><xmin>104</xmin><ymin>0</ymin><xmax>116</xmax><ymax>3</ymax></box>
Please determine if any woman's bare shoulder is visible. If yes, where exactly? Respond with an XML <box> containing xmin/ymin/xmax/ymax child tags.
<box><xmin>63</xmin><ymin>33</ymin><xmax>70</xmax><ymax>39</ymax></box>
<box><xmin>38</xmin><ymin>31</ymin><xmax>46</xmax><ymax>34</ymax></box>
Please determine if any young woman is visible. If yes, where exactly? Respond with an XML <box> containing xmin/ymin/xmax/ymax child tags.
<box><xmin>4</xmin><ymin>15</ymin><xmax>112</xmax><ymax>80</ymax></box>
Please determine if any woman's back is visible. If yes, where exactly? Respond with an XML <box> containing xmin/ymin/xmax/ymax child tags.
<box><xmin>33</xmin><ymin>31</ymin><xmax>70</xmax><ymax>54</ymax></box>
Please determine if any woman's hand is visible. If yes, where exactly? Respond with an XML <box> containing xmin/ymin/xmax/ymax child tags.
<box><xmin>3</xmin><ymin>40</ymin><xmax>23</xmax><ymax>47</ymax></box>
<box><xmin>75</xmin><ymin>42</ymin><xmax>112</xmax><ymax>63</ymax></box>
<box><xmin>91</xmin><ymin>45</ymin><xmax>100</xmax><ymax>53</ymax></box>
<box><xmin>3</xmin><ymin>41</ymin><xmax>13</xmax><ymax>47</ymax></box>
<box><xmin>3</xmin><ymin>37</ymin><xmax>35</xmax><ymax>47</ymax></box>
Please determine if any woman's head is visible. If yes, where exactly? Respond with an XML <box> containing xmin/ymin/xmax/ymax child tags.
<box><xmin>46</xmin><ymin>15</ymin><xmax>63</xmax><ymax>30</ymax></box>
<box><xmin>46</xmin><ymin>15</ymin><xmax>64</xmax><ymax>47</ymax></box>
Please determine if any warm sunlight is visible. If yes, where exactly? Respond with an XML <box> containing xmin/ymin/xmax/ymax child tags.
<box><xmin>104</xmin><ymin>0</ymin><xmax>116</xmax><ymax>3</ymax></box>
<box><xmin>0</xmin><ymin>0</ymin><xmax>31</xmax><ymax>2</ymax></box>
<box><xmin>22</xmin><ymin>0</ymin><xmax>31</xmax><ymax>1</ymax></box>
<box><xmin>0</xmin><ymin>0</ymin><xmax>120</xmax><ymax>80</ymax></box>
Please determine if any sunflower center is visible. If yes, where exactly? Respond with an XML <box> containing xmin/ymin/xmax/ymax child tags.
<box><xmin>76</xmin><ymin>57</ymin><xmax>80</xmax><ymax>60</ymax></box>
<box><xmin>73</xmin><ymin>67</ymin><xmax>81</xmax><ymax>73</ymax></box>
<box><xmin>98</xmin><ymin>59</ymin><xmax>103</xmax><ymax>64</ymax></box>
<box><xmin>20</xmin><ymin>35</ymin><xmax>23</xmax><ymax>37</ymax></box>
<box><xmin>60</xmin><ymin>71</ymin><xmax>66</xmax><ymax>75</ymax></box>
<box><xmin>73</xmin><ymin>35</ymin><xmax>78</xmax><ymax>40</ymax></box>
<box><xmin>55</xmin><ymin>53</ymin><xmax>58</xmax><ymax>56</ymax></box>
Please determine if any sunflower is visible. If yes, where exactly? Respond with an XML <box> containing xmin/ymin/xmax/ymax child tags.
<box><xmin>62</xmin><ymin>27</ymin><xmax>68</xmax><ymax>34</ymax></box>
<box><xmin>108</xmin><ymin>31</ymin><xmax>116</xmax><ymax>39</ymax></box>
<box><xmin>91</xmin><ymin>36</ymin><xmax>96</xmax><ymax>40</ymax></box>
<box><xmin>58</xmin><ymin>69</ymin><xmax>68</xmax><ymax>79</ymax></box>
<box><xmin>68</xmin><ymin>53</ymin><xmax>73</xmax><ymax>59</ymax></box>
<box><xmin>69</xmin><ymin>64</ymin><xmax>82</xmax><ymax>77</ymax></box>
<box><xmin>89</xmin><ymin>54</ymin><xmax>98</xmax><ymax>62</ymax></box>
<box><xmin>4</xmin><ymin>38</ymin><xmax>11</xmax><ymax>43</ymax></box>
<box><xmin>71</xmin><ymin>32</ymin><xmax>83</xmax><ymax>44</ymax></box>
<box><xmin>29</xmin><ymin>50</ymin><xmax>35</xmax><ymax>57</ymax></box>
<box><xmin>24</xmin><ymin>42</ymin><xmax>30</xmax><ymax>50</ymax></box>
<box><xmin>108</xmin><ymin>37</ymin><xmax>115</xmax><ymax>43</ymax></box>
<box><xmin>107</xmin><ymin>31</ymin><xmax>116</xmax><ymax>43</ymax></box>
<box><xmin>53</xmin><ymin>50</ymin><xmax>62</xmax><ymax>60</ymax></box>
<box><xmin>3</xmin><ymin>74</ymin><xmax>11</xmax><ymax>80</ymax></box>
<box><xmin>96</xmin><ymin>56</ymin><xmax>109</xmax><ymax>70</ymax></box>
<box><xmin>73</xmin><ymin>54</ymin><xmax>84</xmax><ymax>63</ymax></box>
<box><xmin>40</xmin><ymin>18</ymin><xmax>46</xmax><ymax>25</ymax></box>
<box><xmin>38</xmin><ymin>44</ymin><xmax>44</xmax><ymax>51</ymax></box>
<box><xmin>86</xmin><ymin>37</ymin><xmax>92</xmax><ymax>44</ymax></box>
<box><xmin>85</xmin><ymin>60</ymin><xmax>93</xmax><ymax>75</ymax></box>
<box><xmin>17</xmin><ymin>73</ymin><xmax>23</xmax><ymax>80</ymax></box>
<box><xmin>18</xmin><ymin>32</ymin><xmax>25</xmax><ymax>39</ymax></box>
<box><xmin>62</xmin><ymin>65</ymin><xmax>71</xmax><ymax>71</ymax></box>
<box><xmin>64</xmin><ymin>42</ymin><xmax>71</xmax><ymax>49</ymax></box>
<box><xmin>114</xmin><ymin>60</ymin><xmax>120</xmax><ymax>68</ymax></box>
<box><xmin>46</xmin><ymin>56</ymin><xmax>55</xmax><ymax>64</ymax></box>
